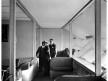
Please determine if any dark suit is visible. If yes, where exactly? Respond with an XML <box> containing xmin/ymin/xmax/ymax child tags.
<box><xmin>36</xmin><ymin>46</ymin><xmax>44</xmax><ymax>71</ymax></box>
<box><xmin>43</xmin><ymin>46</ymin><xmax>50</xmax><ymax>75</ymax></box>
<box><xmin>49</xmin><ymin>44</ymin><xmax>56</xmax><ymax>58</ymax></box>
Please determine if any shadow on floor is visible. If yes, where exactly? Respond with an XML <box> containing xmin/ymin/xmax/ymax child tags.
<box><xmin>32</xmin><ymin>71</ymin><xmax>54</xmax><ymax>81</ymax></box>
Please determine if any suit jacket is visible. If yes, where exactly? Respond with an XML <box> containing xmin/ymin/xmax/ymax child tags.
<box><xmin>36</xmin><ymin>46</ymin><xmax>44</xmax><ymax>59</ymax></box>
<box><xmin>49</xmin><ymin>44</ymin><xmax>56</xmax><ymax>58</ymax></box>
<box><xmin>36</xmin><ymin>46</ymin><xmax>50</xmax><ymax>60</ymax></box>
<box><xmin>43</xmin><ymin>46</ymin><xmax>50</xmax><ymax>60</ymax></box>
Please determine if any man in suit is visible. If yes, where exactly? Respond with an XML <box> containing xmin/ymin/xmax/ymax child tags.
<box><xmin>43</xmin><ymin>41</ymin><xmax>50</xmax><ymax>75</ymax></box>
<box><xmin>36</xmin><ymin>41</ymin><xmax>46</xmax><ymax>71</ymax></box>
<box><xmin>49</xmin><ymin>39</ymin><xmax>56</xmax><ymax>58</ymax></box>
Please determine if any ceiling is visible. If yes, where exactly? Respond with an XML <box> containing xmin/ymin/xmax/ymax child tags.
<box><xmin>20</xmin><ymin>0</ymin><xmax>90</xmax><ymax>28</ymax></box>
<box><xmin>2</xmin><ymin>0</ymin><xmax>31</xmax><ymax>20</ymax></box>
<box><xmin>2</xmin><ymin>0</ymin><xmax>106</xmax><ymax>39</ymax></box>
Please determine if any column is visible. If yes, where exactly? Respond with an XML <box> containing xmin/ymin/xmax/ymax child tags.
<box><xmin>40</xmin><ymin>28</ymin><xmax>42</xmax><ymax>46</ymax></box>
<box><xmin>9</xmin><ymin>0</ymin><xmax>16</xmax><ymax>80</ymax></box>
<box><xmin>33</xmin><ymin>21</ymin><xmax>36</xmax><ymax>57</ymax></box>
<box><xmin>95</xmin><ymin>0</ymin><xmax>101</xmax><ymax>76</ymax></box>
<box><xmin>61</xmin><ymin>29</ymin><xmax>63</xmax><ymax>50</ymax></box>
<box><xmin>69</xmin><ymin>22</ymin><xmax>72</xmax><ymax>57</ymax></box>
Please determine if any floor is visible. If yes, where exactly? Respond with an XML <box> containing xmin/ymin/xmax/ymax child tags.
<box><xmin>32</xmin><ymin>71</ymin><xmax>54</xmax><ymax>81</ymax></box>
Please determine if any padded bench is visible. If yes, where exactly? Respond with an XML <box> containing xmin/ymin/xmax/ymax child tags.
<box><xmin>54</xmin><ymin>75</ymin><xmax>106</xmax><ymax>81</ymax></box>
<box><xmin>50</xmin><ymin>57</ymin><xmax>73</xmax><ymax>78</ymax></box>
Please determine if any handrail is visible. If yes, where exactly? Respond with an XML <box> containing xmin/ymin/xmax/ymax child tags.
<box><xmin>16</xmin><ymin>57</ymin><xmax>34</xmax><ymax>70</ymax></box>
<box><xmin>5</xmin><ymin>74</ymin><xmax>13</xmax><ymax>81</ymax></box>
<box><xmin>79</xmin><ymin>39</ymin><xmax>93</xmax><ymax>51</ymax></box>
<box><xmin>73</xmin><ymin>39</ymin><xmax>83</xmax><ymax>48</ymax></box>
<box><xmin>2</xmin><ymin>67</ymin><xmax>13</xmax><ymax>81</ymax></box>
<box><xmin>80</xmin><ymin>47</ymin><xmax>94</xmax><ymax>58</ymax></box>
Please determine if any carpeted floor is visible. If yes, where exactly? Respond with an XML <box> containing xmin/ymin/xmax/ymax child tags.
<box><xmin>32</xmin><ymin>71</ymin><xmax>54</xmax><ymax>81</ymax></box>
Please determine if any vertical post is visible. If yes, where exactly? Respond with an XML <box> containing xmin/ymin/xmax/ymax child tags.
<box><xmin>69</xmin><ymin>22</ymin><xmax>72</xmax><ymax>57</ymax></box>
<box><xmin>0</xmin><ymin>6</ymin><xmax>1</xmax><ymax>80</ymax></box>
<box><xmin>9</xmin><ymin>0</ymin><xmax>16</xmax><ymax>81</ymax></box>
<box><xmin>33</xmin><ymin>21</ymin><xmax>36</xmax><ymax>57</ymax></box>
<box><xmin>35</xmin><ymin>22</ymin><xmax>37</xmax><ymax>57</ymax></box>
<box><xmin>0</xmin><ymin>1</ymin><xmax>1</xmax><ymax>79</ymax></box>
<box><xmin>40</xmin><ymin>28</ymin><xmax>42</xmax><ymax>46</ymax></box>
<box><xmin>61</xmin><ymin>29</ymin><xmax>63</xmax><ymax>50</ymax></box>
<box><xmin>95</xmin><ymin>0</ymin><xmax>101</xmax><ymax>76</ymax></box>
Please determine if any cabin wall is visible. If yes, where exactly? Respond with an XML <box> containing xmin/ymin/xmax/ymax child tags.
<box><xmin>41</xmin><ymin>28</ymin><xmax>61</xmax><ymax>51</ymax></box>
<box><xmin>2</xmin><ymin>20</ymin><xmax>34</xmax><ymax>62</ymax></box>
<box><xmin>36</xmin><ymin>28</ymin><xmax>40</xmax><ymax>51</ymax></box>
<box><xmin>16</xmin><ymin>20</ymin><xmax>33</xmax><ymax>58</ymax></box>
<box><xmin>2</xmin><ymin>21</ymin><xmax>72</xmax><ymax>61</ymax></box>
<box><xmin>40</xmin><ymin>28</ymin><xmax>72</xmax><ymax>51</ymax></box>
<box><xmin>63</xmin><ymin>29</ymin><xmax>70</xmax><ymax>49</ymax></box>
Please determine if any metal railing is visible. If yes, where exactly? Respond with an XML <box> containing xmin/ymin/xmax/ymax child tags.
<box><xmin>2</xmin><ymin>67</ymin><xmax>13</xmax><ymax>81</ymax></box>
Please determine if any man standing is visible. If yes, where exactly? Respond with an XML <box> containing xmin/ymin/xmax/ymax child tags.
<box><xmin>49</xmin><ymin>39</ymin><xmax>56</xmax><ymax>58</ymax></box>
<box><xmin>36</xmin><ymin>41</ymin><xmax>46</xmax><ymax>71</ymax></box>
<box><xmin>43</xmin><ymin>41</ymin><xmax>50</xmax><ymax>75</ymax></box>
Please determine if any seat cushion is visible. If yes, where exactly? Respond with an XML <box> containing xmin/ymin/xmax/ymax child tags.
<box><xmin>50</xmin><ymin>57</ymin><xmax>73</xmax><ymax>68</ymax></box>
<box><xmin>50</xmin><ymin>67</ymin><xmax>73</xmax><ymax>71</ymax></box>
<box><xmin>55</xmin><ymin>75</ymin><xmax>106</xmax><ymax>81</ymax></box>
<box><xmin>50</xmin><ymin>70</ymin><xmax>73</xmax><ymax>78</ymax></box>
<box><xmin>56</xmin><ymin>51</ymin><xmax>63</xmax><ymax>57</ymax></box>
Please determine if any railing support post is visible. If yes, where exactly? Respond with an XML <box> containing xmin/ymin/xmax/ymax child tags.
<box><xmin>95</xmin><ymin>0</ymin><xmax>101</xmax><ymax>76</ymax></box>
<box><xmin>9</xmin><ymin>0</ymin><xmax>16</xmax><ymax>80</ymax></box>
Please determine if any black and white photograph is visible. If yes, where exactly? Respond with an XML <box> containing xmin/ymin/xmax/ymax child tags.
<box><xmin>1</xmin><ymin>0</ymin><xmax>107</xmax><ymax>81</ymax></box>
